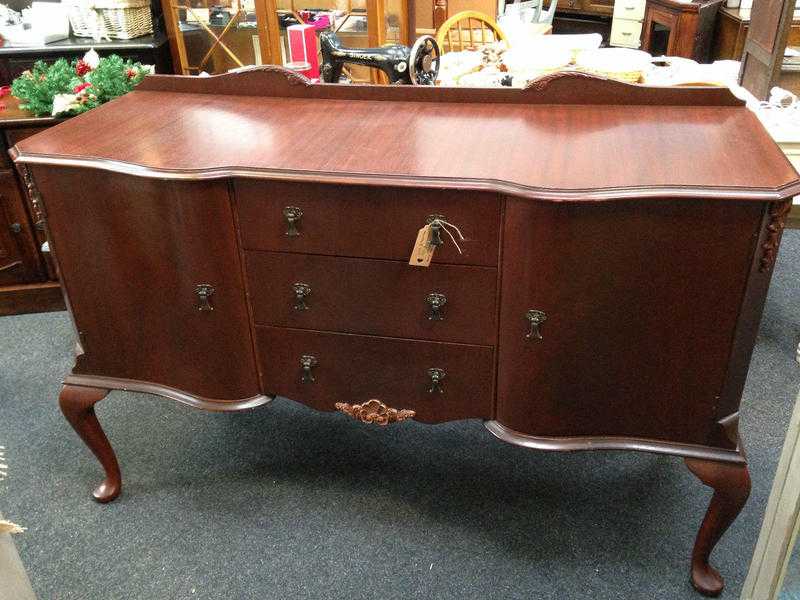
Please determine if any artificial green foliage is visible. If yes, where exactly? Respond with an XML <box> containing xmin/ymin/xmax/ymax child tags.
<box><xmin>10</xmin><ymin>58</ymin><xmax>75</xmax><ymax>117</ymax></box>
<box><xmin>86</xmin><ymin>54</ymin><xmax>148</xmax><ymax>103</ymax></box>
<box><xmin>10</xmin><ymin>54</ymin><xmax>150</xmax><ymax>117</ymax></box>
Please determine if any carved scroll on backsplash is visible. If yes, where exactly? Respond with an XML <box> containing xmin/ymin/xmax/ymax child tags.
<box><xmin>759</xmin><ymin>200</ymin><xmax>792</xmax><ymax>273</ymax></box>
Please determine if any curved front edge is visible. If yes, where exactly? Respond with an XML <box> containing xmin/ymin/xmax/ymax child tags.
<box><xmin>64</xmin><ymin>374</ymin><xmax>274</xmax><ymax>412</ymax></box>
<box><xmin>483</xmin><ymin>421</ymin><xmax>746</xmax><ymax>464</ymax></box>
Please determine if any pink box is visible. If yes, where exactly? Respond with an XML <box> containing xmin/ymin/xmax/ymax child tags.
<box><xmin>287</xmin><ymin>24</ymin><xmax>319</xmax><ymax>79</ymax></box>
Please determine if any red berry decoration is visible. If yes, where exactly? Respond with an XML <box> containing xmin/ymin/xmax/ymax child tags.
<box><xmin>75</xmin><ymin>60</ymin><xmax>91</xmax><ymax>76</ymax></box>
<box><xmin>73</xmin><ymin>82</ymin><xmax>93</xmax><ymax>94</ymax></box>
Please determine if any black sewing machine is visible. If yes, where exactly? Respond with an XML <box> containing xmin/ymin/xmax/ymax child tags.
<box><xmin>320</xmin><ymin>32</ymin><xmax>440</xmax><ymax>85</ymax></box>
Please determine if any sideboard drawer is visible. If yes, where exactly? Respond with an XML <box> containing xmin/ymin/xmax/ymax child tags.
<box><xmin>256</xmin><ymin>326</ymin><xmax>495</xmax><ymax>423</ymax></box>
<box><xmin>245</xmin><ymin>251</ymin><xmax>497</xmax><ymax>345</ymax></box>
<box><xmin>235</xmin><ymin>180</ymin><xmax>500</xmax><ymax>267</ymax></box>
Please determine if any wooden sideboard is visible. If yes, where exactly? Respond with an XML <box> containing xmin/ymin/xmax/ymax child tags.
<box><xmin>0</xmin><ymin>96</ymin><xmax>64</xmax><ymax>315</ymax></box>
<box><xmin>12</xmin><ymin>68</ymin><xmax>799</xmax><ymax>597</ymax></box>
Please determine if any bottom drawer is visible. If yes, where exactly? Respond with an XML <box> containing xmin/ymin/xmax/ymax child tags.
<box><xmin>610</xmin><ymin>18</ymin><xmax>643</xmax><ymax>47</ymax></box>
<box><xmin>257</xmin><ymin>326</ymin><xmax>494</xmax><ymax>423</ymax></box>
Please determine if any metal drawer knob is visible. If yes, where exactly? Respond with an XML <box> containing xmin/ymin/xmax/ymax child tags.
<box><xmin>195</xmin><ymin>284</ymin><xmax>215</xmax><ymax>311</ymax></box>
<box><xmin>426</xmin><ymin>213</ymin><xmax>446</xmax><ymax>247</ymax></box>
<box><xmin>292</xmin><ymin>282</ymin><xmax>311</xmax><ymax>310</ymax></box>
<box><xmin>300</xmin><ymin>354</ymin><xmax>318</xmax><ymax>383</ymax></box>
<box><xmin>428</xmin><ymin>367</ymin><xmax>446</xmax><ymax>394</ymax></box>
<box><xmin>525</xmin><ymin>309</ymin><xmax>547</xmax><ymax>340</ymax></box>
<box><xmin>425</xmin><ymin>292</ymin><xmax>447</xmax><ymax>321</ymax></box>
<box><xmin>283</xmin><ymin>206</ymin><xmax>303</xmax><ymax>237</ymax></box>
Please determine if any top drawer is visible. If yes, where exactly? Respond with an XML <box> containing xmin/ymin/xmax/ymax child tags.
<box><xmin>234</xmin><ymin>180</ymin><xmax>501</xmax><ymax>267</ymax></box>
<box><xmin>612</xmin><ymin>0</ymin><xmax>645</xmax><ymax>20</ymax></box>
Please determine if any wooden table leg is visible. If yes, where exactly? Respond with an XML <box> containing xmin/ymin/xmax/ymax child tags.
<box><xmin>684</xmin><ymin>456</ymin><xmax>751</xmax><ymax>597</ymax></box>
<box><xmin>58</xmin><ymin>384</ymin><xmax>121</xmax><ymax>503</ymax></box>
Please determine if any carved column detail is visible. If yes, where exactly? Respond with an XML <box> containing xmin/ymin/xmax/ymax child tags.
<box><xmin>18</xmin><ymin>163</ymin><xmax>46</xmax><ymax>232</ymax></box>
<box><xmin>759</xmin><ymin>199</ymin><xmax>791</xmax><ymax>272</ymax></box>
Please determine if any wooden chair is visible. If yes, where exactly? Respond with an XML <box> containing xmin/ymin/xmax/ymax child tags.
<box><xmin>436</xmin><ymin>11</ymin><xmax>507</xmax><ymax>53</ymax></box>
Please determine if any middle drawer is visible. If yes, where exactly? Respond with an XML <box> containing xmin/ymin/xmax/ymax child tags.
<box><xmin>245</xmin><ymin>251</ymin><xmax>497</xmax><ymax>346</ymax></box>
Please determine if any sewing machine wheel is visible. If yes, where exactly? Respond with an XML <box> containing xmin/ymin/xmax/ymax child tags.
<box><xmin>408</xmin><ymin>36</ymin><xmax>440</xmax><ymax>86</ymax></box>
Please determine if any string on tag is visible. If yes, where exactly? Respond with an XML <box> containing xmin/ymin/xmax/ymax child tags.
<box><xmin>432</xmin><ymin>219</ymin><xmax>465</xmax><ymax>255</ymax></box>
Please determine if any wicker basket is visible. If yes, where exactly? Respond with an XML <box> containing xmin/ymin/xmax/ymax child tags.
<box><xmin>68</xmin><ymin>0</ymin><xmax>153</xmax><ymax>40</ymax></box>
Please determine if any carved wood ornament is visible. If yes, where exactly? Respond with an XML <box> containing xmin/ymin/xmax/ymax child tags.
<box><xmin>759</xmin><ymin>199</ymin><xmax>792</xmax><ymax>272</ymax></box>
<box><xmin>335</xmin><ymin>399</ymin><xmax>415</xmax><ymax>425</ymax></box>
<box><xmin>18</xmin><ymin>163</ymin><xmax>46</xmax><ymax>231</ymax></box>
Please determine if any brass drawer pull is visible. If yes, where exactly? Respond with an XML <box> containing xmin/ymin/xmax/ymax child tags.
<box><xmin>283</xmin><ymin>206</ymin><xmax>303</xmax><ymax>237</ymax></box>
<box><xmin>195</xmin><ymin>284</ymin><xmax>215</xmax><ymax>311</ymax></box>
<box><xmin>299</xmin><ymin>354</ymin><xmax>317</xmax><ymax>383</ymax></box>
<box><xmin>425</xmin><ymin>292</ymin><xmax>447</xmax><ymax>321</ymax></box>
<box><xmin>292</xmin><ymin>282</ymin><xmax>311</xmax><ymax>310</ymax></box>
<box><xmin>426</xmin><ymin>213</ymin><xmax>446</xmax><ymax>247</ymax></box>
<box><xmin>525</xmin><ymin>309</ymin><xmax>547</xmax><ymax>340</ymax></box>
<box><xmin>428</xmin><ymin>367</ymin><xmax>446</xmax><ymax>394</ymax></box>
<box><xmin>335</xmin><ymin>399</ymin><xmax>415</xmax><ymax>425</ymax></box>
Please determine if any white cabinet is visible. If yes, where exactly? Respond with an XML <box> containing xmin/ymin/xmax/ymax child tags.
<box><xmin>610</xmin><ymin>0</ymin><xmax>646</xmax><ymax>48</ymax></box>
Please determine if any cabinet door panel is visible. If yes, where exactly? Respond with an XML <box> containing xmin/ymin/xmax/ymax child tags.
<box><xmin>496</xmin><ymin>197</ymin><xmax>762</xmax><ymax>445</ymax></box>
<box><xmin>32</xmin><ymin>166</ymin><xmax>260</xmax><ymax>401</ymax></box>
<box><xmin>0</xmin><ymin>169</ymin><xmax>41</xmax><ymax>285</ymax></box>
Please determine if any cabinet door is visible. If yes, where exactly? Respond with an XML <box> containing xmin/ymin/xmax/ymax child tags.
<box><xmin>0</xmin><ymin>169</ymin><xmax>42</xmax><ymax>286</ymax></box>
<box><xmin>32</xmin><ymin>166</ymin><xmax>260</xmax><ymax>402</ymax></box>
<box><xmin>496</xmin><ymin>198</ymin><xmax>763</xmax><ymax>446</ymax></box>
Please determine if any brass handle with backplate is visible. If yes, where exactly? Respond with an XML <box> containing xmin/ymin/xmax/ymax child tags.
<box><xmin>525</xmin><ymin>309</ymin><xmax>547</xmax><ymax>340</ymax></box>
<box><xmin>283</xmin><ymin>206</ymin><xmax>303</xmax><ymax>237</ymax></box>
<box><xmin>195</xmin><ymin>284</ymin><xmax>215</xmax><ymax>311</ymax></box>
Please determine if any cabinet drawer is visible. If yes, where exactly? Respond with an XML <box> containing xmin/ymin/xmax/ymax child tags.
<box><xmin>235</xmin><ymin>180</ymin><xmax>500</xmax><ymax>267</ymax></box>
<box><xmin>612</xmin><ymin>0</ymin><xmax>645</xmax><ymax>21</ymax></box>
<box><xmin>610</xmin><ymin>18</ymin><xmax>643</xmax><ymax>47</ymax></box>
<box><xmin>257</xmin><ymin>326</ymin><xmax>494</xmax><ymax>423</ymax></box>
<box><xmin>246</xmin><ymin>251</ymin><xmax>497</xmax><ymax>345</ymax></box>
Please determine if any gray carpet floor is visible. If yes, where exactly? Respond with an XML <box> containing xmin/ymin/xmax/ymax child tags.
<box><xmin>2</xmin><ymin>232</ymin><xmax>800</xmax><ymax>600</ymax></box>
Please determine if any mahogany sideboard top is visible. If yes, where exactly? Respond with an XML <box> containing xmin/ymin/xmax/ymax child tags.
<box><xmin>13</xmin><ymin>68</ymin><xmax>799</xmax><ymax>200</ymax></box>
<box><xmin>12</xmin><ymin>68</ymin><xmax>800</xmax><ymax>597</ymax></box>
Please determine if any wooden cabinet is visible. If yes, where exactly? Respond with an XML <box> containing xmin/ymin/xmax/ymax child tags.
<box><xmin>0</xmin><ymin>170</ymin><xmax>37</xmax><ymax>286</ymax></box>
<box><xmin>0</xmin><ymin>102</ymin><xmax>64</xmax><ymax>315</ymax></box>
<box><xmin>13</xmin><ymin>68</ymin><xmax>800</xmax><ymax>597</ymax></box>
<box><xmin>33</xmin><ymin>168</ymin><xmax>260</xmax><ymax>401</ymax></box>
<box><xmin>496</xmin><ymin>197</ymin><xmax>763</xmax><ymax>444</ymax></box>
<box><xmin>640</xmin><ymin>0</ymin><xmax>723</xmax><ymax>61</ymax></box>
<box><xmin>0</xmin><ymin>33</ymin><xmax>173</xmax><ymax>86</ymax></box>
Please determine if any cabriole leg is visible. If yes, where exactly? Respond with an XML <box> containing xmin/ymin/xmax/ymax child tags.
<box><xmin>58</xmin><ymin>384</ymin><xmax>121</xmax><ymax>503</ymax></box>
<box><xmin>684</xmin><ymin>456</ymin><xmax>751</xmax><ymax>597</ymax></box>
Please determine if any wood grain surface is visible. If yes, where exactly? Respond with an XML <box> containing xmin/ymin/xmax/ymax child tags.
<box><xmin>12</xmin><ymin>69</ymin><xmax>800</xmax><ymax>202</ymax></box>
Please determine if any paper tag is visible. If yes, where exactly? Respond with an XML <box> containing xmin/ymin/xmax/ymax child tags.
<box><xmin>409</xmin><ymin>224</ymin><xmax>435</xmax><ymax>267</ymax></box>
